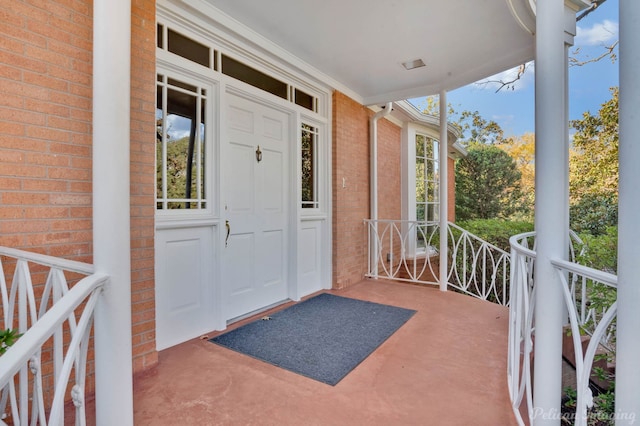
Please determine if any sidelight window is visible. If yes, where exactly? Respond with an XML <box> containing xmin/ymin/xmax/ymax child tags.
<box><xmin>301</xmin><ymin>123</ymin><xmax>319</xmax><ymax>209</ymax></box>
<box><xmin>156</xmin><ymin>74</ymin><xmax>207</xmax><ymax>210</ymax></box>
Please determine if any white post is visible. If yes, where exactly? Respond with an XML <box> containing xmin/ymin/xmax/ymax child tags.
<box><xmin>438</xmin><ymin>91</ymin><xmax>448</xmax><ymax>292</ymax></box>
<box><xmin>533</xmin><ymin>0</ymin><xmax>568</xmax><ymax>423</ymax></box>
<box><xmin>616</xmin><ymin>1</ymin><xmax>640</xmax><ymax>423</ymax></box>
<box><xmin>92</xmin><ymin>0</ymin><xmax>134</xmax><ymax>425</ymax></box>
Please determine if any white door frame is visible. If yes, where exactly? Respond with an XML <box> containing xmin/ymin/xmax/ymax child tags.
<box><xmin>156</xmin><ymin>3</ymin><xmax>333</xmax><ymax>343</ymax></box>
<box><xmin>216</xmin><ymin>82</ymin><xmax>299</xmax><ymax>325</ymax></box>
<box><xmin>219</xmin><ymin>84</ymin><xmax>298</xmax><ymax>322</ymax></box>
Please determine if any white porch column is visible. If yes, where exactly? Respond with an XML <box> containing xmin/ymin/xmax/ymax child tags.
<box><xmin>438</xmin><ymin>91</ymin><xmax>448</xmax><ymax>292</ymax></box>
<box><xmin>92</xmin><ymin>0</ymin><xmax>134</xmax><ymax>425</ymax></box>
<box><xmin>369</xmin><ymin>103</ymin><xmax>392</xmax><ymax>278</ymax></box>
<box><xmin>616</xmin><ymin>1</ymin><xmax>640</xmax><ymax>423</ymax></box>
<box><xmin>533</xmin><ymin>0</ymin><xmax>568</xmax><ymax>423</ymax></box>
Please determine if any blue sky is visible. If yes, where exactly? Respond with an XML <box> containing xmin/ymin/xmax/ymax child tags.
<box><xmin>410</xmin><ymin>0</ymin><xmax>619</xmax><ymax>138</ymax></box>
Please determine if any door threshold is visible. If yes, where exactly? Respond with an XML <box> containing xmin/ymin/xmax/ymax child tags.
<box><xmin>227</xmin><ymin>299</ymin><xmax>291</xmax><ymax>325</ymax></box>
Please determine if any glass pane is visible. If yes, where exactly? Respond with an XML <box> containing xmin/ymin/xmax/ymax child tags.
<box><xmin>222</xmin><ymin>55</ymin><xmax>288</xmax><ymax>100</ymax></box>
<box><xmin>157</xmin><ymin>76</ymin><xmax>209</xmax><ymax>211</ymax></box>
<box><xmin>415</xmin><ymin>158</ymin><xmax>425</xmax><ymax>202</ymax></box>
<box><xmin>295</xmin><ymin>89</ymin><xmax>314</xmax><ymax>111</ymax></box>
<box><xmin>168</xmin><ymin>29</ymin><xmax>210</xmax><ymax>68</ymax></box>
<box><xmin>426</xmin><ymin>157</ymin><xmax>434</xmax><ymax>181</ymax></box>
<box><xmin>165</xmin><ymin>87</ymin><xmax>196</xmax><ymax>208</ymax></box>
<box><xmin>168</xmin><ymin>78</ymin><xmax>197</xmax><ymax>93</ymax></box>
<box><xmin>425</xmin><ymin>138</ymin><xmax>434</xmax><ymax>159</ymax></box>
<box><xmin>197</xmin><ymin>99</ymin><xmax>206</xmax><ymax>201</ymax></box>
<box><xmin>432</xmin><ymin>140</ymin><xmax>439</xmax><ymax>159</ymax></box>
<box><xmin>157</xmin><ymin>24</ymin><xmax>163</xmax><ymax>48</ymax></box>
<box><xmin>415</xmin><ymin>134</ymin><xmax>425</xmax><ymax>157</ymax></box>
<box><xmin>427</xmin><ymin>203</ymin><xmax>434</xmax><ymax>222</ymax></box>
<box><xmin>416</xmin><ymin>203</ymin><xmax>425</xmax><ymax>221</ymax></box>
<box><xmin>426</xmin><ymin>181</ymin><xmax>438</xmax><ymax>202</ymax></box>
<box><xmin>301</xmin><ymin>124</ymin><xmax>316</xmax><ymax>208</ymax></box>
<box><xmin>156</xmin><ymin>84</ymin><xmax>164</xmax><ymax>202</ymax></box>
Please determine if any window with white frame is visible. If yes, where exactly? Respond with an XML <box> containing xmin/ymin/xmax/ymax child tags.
<box><xmin>301</xmin><ymin>123</ymin><xmax>319</xmax><ymax>209</ymax></box>
<box><xmin>415</xmin><ymin>133</ymin><xmax>439</xmax><ymax>248</ymax></box>
<box><xmin>156</xmin><ymin>74</ymin><xmax>208</xmax><ymax>210</ymax></box>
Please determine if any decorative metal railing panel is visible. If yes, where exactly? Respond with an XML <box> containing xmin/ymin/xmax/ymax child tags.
<box><xmin>0</xmin><ymin>247</ymin><xmax>107</xmax><ymax>426</ymax></box>
<box><xmin>508</xmin><ymin>232</ymin><xmax>617</xmax><ymax>426</ymax></box>
<box><xmin>364</xmin><ymin>220</ymin><xmax>511</xmax><ymax>305</ymax></box>
<box><xmin>552</xmin><ymin>258</ymin><xmax>617</xmax><ymax>426</ymax></box>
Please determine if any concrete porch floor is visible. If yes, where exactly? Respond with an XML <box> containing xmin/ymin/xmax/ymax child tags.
<box><xmin>132</xmin><ymin>279</ymin><xmax>517</xmax><ymax>425</ymax></box>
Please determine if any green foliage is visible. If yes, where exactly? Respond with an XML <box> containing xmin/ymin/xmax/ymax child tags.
<box><xmin>0</xmin><ymin>329</ymin><xmax>21</xmax><ymax>355</ymax></box>
<box><xmin>563</xmin><ymin>386</ymin><xmax>578</xmax><ymax>410</ymax></box>
<box><xmin>418</xmin><ymin>99</ymin><xmax>508</xmax><ymax>147</ymax></box>
<box><xmin>455</xmin><ymin>144</ymin><xmax>523</xmax><ymax>220</ymax></box>
<box><xmin>156</xmin><ymin>136</ymin><xmax>204</xmax><ymax>208</ymax></box>
<box><xmin>570</xmin><ymin>87</ymin><xmax>618</xmax><ymax>202</ymax></box>
<box><xmin>576</xmin><ymin>226</ymin><xmax>617</xmax><ymax>273</ymax></box>
<box><xmin>498</xmin><ymin>133</ymin><xmax>535</xmax><ymax>220</ymax></box>
<box><xmin>570</xmin><ymin>194</ymin><xmax>618</xmax><ymax>236</ymax></box>
<box><xmin>455</xmin><ymin>110</ymin><xmax>509</xmax><ymax>146</ymax></box>
<box><xmin>456</xmin><ymin>219</ymin><xmax>533</xmax><ymax>252</ymax></box>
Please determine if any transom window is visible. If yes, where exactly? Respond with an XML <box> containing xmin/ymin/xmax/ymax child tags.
<box><xmin>156</xmin><ymin>74</ymin><xmax>207</xmax><ymax>210</ymax></box>
<box><xmin>157</xmin><ymin>23</ymin><xmax>318</xmax><ymax>113</ymax></box>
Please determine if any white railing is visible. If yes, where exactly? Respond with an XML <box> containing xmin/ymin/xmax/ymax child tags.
<box><xmin>0</xmin><ymin>247</ymin><xmax>107</xmax><ymax>426</ymax></box>
<box><xmin>364</xmin><ymin>220</ymin><xmax>511</xmax><ymax>305</ymax></box>
<box><xmin>508</xmin><ymin>233</ymin><xmax>617</xmax><ymax>426</ymax></box>
<box><xmin>507</xmin><ymin>232</ymin><xmax>537</xmax><ymax>426</ymax></box>
<box><xmin>552</xmin><ymin>258</ymin><xmax>617</xmax><ymax>426</ymax></box>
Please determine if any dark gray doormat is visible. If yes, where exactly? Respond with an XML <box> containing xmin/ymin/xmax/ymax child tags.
<box><xmin>210</xmin><ymin>293</ymin><xmax>416</xmax><ymax>385</ymax></box>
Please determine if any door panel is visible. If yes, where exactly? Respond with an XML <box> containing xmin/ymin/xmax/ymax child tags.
<box><xmin>156</xmin><ymin>226</ymin><xmax>215</xmax><ymax>350</ymax></box>
<box><xmin>223</xmin><ymin>93</ymin><xmax>290</xmax><ymax>320</ymax></box>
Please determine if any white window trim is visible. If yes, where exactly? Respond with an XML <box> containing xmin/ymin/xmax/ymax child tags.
<box><xmin>402</xmin><ymin>122</ymin><xmax>443</xmax><ymax>256</ymax></box>
<box><xmin>155</xmin><ymin>63</ymin><xmax>218</xmax><ymax>222</ymax></box>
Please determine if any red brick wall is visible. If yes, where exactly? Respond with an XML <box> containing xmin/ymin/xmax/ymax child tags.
<box><xmin>332</xmin><ymin>92</ymin><xmax>401</xmax><ymax>289</ymax></box>
<box><xmin>130</xmin><ymin>0</ymin><xmax>158</xmax><ymax>373</ymax></box>
<box><xmin>0</xmin><ymin>1</ymin><xmax>94</xmax><ymax>256</ymax></box>
<box><xmin>332</xmin><ymin>92</ymin><xmax>369</xmax><ymax>289</ymax></box>
<box><xmin>0</xmin><ymin>0</ymin><xmax>157</xmax><ymax>374</ymax></box>
<box><xmin>377</xmin><ymin>118</ymin><xmax>402</xmax><ymax>221</ymax></box>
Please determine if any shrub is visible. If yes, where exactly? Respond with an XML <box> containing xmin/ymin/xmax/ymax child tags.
<box><xmin>576</xmin><ymin>226</ymin><xmax>617</xmax><ymax>274</ymax></box>
<box><xmin>570</xmin><ymin>193</ymin><xmax>618</xmax><ymax>236</ymax></box>
<box><xmin>455</xmin><ymin>218</ymin><xmax>534</xmax><ymax>252</ymax></box>
<box><xmin>0</xmin><ymin>329</ymin><xmax>21</xmax><ymax>355</ymax></box>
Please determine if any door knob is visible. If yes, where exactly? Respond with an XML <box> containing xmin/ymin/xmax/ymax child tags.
<box><xmin>225</xmin><ymin>220</ymin><xmax>230</xmax><ymax>247</ymax></box>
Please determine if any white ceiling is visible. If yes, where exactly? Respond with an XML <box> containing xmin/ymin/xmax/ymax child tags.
<box><xmin>201</xmin><ymin>0</ymin><xmax>537</xmax><ymax>105</ymax></box>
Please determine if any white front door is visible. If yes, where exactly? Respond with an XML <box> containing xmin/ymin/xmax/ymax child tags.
<box><xmin>222</xmin><ymin>92</ymin><xmax>290</xmax><ymax>320</ymax></box>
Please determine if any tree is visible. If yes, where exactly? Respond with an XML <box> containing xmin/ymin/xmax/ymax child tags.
<box><xmin>569</xmin><ymin>87</ymin><xmax>619</xmax><ymax>234</ymax></box>
<box><xmin>483</xmin><ymin>0</ymin><xmax>614</xmax><ymax>92</ymax></box>
<box><xmin>156</xmin><ymin>135</ymin><xmax>202</xmax><ymax>208</ymax></box>
<box><xmin>418</xmin><ymin>97</ymin><xmax>508</xmax><ymax>147</ymax></box>
<box><xmin>570</xmin><ymin>87</ymin><xmax>618</xmax><ymax>201</ymax></box>
<box><xmin>455</xmin><ymin>110</ymin><xmax>508</xmax><ymax>146</ymax></box>
<box><xmin>455</xmin><ymin>143</ymin><xmax>522</xmax><ymax>220</ymax></box>
<box><xmin>498</xmin><ymin>133</ymin><xmax>535</xmax><ymax>218</ymax></box>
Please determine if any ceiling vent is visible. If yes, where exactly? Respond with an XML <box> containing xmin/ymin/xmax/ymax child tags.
<box><xmin>401</xmin><ymin>58</ymin><xmax>426</xmax><ymax>70</ymax></box>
